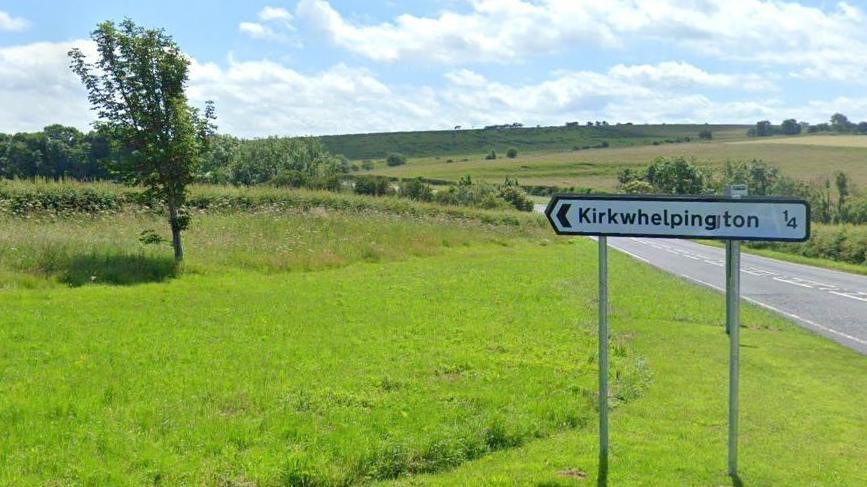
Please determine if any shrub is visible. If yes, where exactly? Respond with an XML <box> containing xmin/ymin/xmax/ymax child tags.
<box><xmin>484</xmin><ymin>150</ymin><xmax>497</xmax><ymax>160</ymax></box>
<box><xmin>599</xmin><ymin>141</ymin><xmax>609</xmax><ymax>148</ymax></box>
<box><xmin>621</xmin><ymin>180</ymin><xmax>655</xmax><ymax>194</ymax></box>
<box><xmin>271</xmin><ymin>170</ymin><xmax>308</xmax><ymax>188</ymax></box>
<box><xmin>386</xmin><ymin>153</ymin><xmax>407</xmax><ymax>167</ymax></box>
<box><xmin>354</xmin><ymin>175</ymin><xmax>392</xmax><ymax>196</ymax></box>
<box><xmin>310</xmin><ymin>175</ymin><xmax>343</xmax><ymax>192</ymax></box>
<box><xmin>434</xmin><ymin>179</ymin><xmax>508</xmax><ymax>210</ymax></box>
<box><xmin>498</xmin><ymin>185</ymin><xmax>533</xmax><ymax>211</ymax></box>
<box><xmin>361</xmin><ymin>160</ymin><xmax>374</xmax><ymax>170</ymax></box>
<box><xmin>698</xmin><ymin>130</ymin><xmax>713</xmax><ymax>140</ymax></box>
<box><xmin>506</xmin><ymin>148</ymin><xmax>518</xmax><ymax>158</ymax></box>
<box><xmin>399</xmin><ymin>178</ymin><xmax>433</xmax><ymax>202</ymax></box>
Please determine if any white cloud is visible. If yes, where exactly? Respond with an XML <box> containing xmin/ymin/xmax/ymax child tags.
<box><xmin>0</xmin><ymin>39</ymin><xmax>861</xmax><ymax>137</ymax></box>
<box><xmin>239</xmin><ymin>5</ymin><xmax>296</xmax><ymax>41</ymax></box>
<box><xmin>608</xmin><ymin>62</ymin><xmax>775</xmax><ymax>91</ymax></box>
<box><xmin>0</xmin><ymin>10</ymin><xmax>29</xmax><ymax>31</ymax></box>
<box><xmin>239</xmin><ymin>22</ymin><xmax>278</xmax><ymax>40</ymax></box>
<box><xmin>0</xmin><ymin>40</ymin><xmax>95</xmax><ymax>133</ymax></box>
<box><xmin>296</xmin><ymin>0</ymin><xmax>618</xmax><ymax>63</ymax></box>
<box><xmin>296</xmin><ymin>0</ymin><xmax>867</xmax><ymax>81</ymax></box>
<box><xmin>258</xmin><ymin>6</ymin><xmax>293</xmax><ymax>23</ymax></box>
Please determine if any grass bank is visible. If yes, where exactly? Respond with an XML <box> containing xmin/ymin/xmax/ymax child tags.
<box><xmin>1</xmin><ymin>236</ymin><xmax>864</xmax><ymax>484</ymax></box>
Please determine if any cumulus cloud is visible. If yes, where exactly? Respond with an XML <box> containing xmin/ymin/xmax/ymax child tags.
<box><xmin>239</xmin><ymin>5</ymin><xmax>295</xmax><ymax>41</ymax></box>
<box><xmin>608</xmin><ymin>62</ymin><xmax>775</xmax><ymax>91</ymax></box>
<box><xmin>296</xmin><ymin>0</ymin><xmax>618</xmax><ymax>63</ymax></box>
<box><xmin>0</xmin><ymin>10</ymin><xmax>29</xmax><ymax>31</ymax></box>
<box><xmin>258</xmin><ymin>6</ymin><xmax>293</xmax><ymax>23</ymax></box>
<box><xmin>0</xmin><ymin>40</ymin><xmax>95</xmax><ymax>133</ymax></box>
<box><xmin>296</xmin><ymin>0</ymin><xmax>867</xmax><ymax>81</ymax></box>
<box><xmin>0</xmin><ymin>39</ymin><xmax>860</xmax><ymax>137</ymax></box>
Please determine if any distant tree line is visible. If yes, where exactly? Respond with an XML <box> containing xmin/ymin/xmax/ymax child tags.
<box><xmin>618</xmin><ymin>156</ymin><xmax>867</xmax><ymax>224</ymax></box>
<box><xmin>0</xmin><ymin>125</ymin><xmax>111</xmax><ymax>180</ymax></box>
<box><xmin>748</xmin><ymin>113</ymin><xmax>867</xmax><ymax>137</ymax></box>
<box><xmin>0</xmin><ymin>128</ymin><xmax>352</xmax><ymax>187</ymax></box>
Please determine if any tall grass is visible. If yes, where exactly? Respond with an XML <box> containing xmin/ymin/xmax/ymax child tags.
<box><xmin>0</xmin><ymin>203</ymin><xmax>549</xmax><ymax>288</ymax></box>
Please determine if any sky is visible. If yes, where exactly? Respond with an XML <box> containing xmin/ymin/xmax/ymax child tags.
<box><xmin>2</xmin><ymin>0</ymin><xmax>867</xmax><ymax>137</ymax></box>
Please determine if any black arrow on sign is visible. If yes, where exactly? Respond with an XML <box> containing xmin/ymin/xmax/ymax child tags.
<box><xmin>556</xmin><ymin>203</ymin><xmax>571</xmax><ymax>228</ymax></box>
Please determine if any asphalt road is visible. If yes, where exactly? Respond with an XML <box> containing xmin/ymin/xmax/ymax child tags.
<box><xmin>534</xmin><ymin>205</ymin><xmax>867</xmax><ymax>354</ymax></box>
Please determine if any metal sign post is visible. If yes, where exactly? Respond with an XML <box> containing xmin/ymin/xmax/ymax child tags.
<box><xmin>724</xmin><ymin>184</ymin><xmax>746</xmax><ymax>478</ymax></box>
<box><xmin>726</xmin><ymin>237</ymin><xmax>740</xmax><ymax>477</ymax></box>
<box><xmin>544</xmin><ymin>193</ymin><xmax>809</xmax><ymax>482</ymax></box>
<box><xmin>598</xmin><ymin>236</ymin><xmax>609</xmax><ymax>481</ymax></box>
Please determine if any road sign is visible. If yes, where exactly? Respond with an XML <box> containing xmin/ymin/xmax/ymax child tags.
<box><xmin>546</xmin><ymin>195</ymin><xmax>810</xmax><ymax>242</ymax></box>
<box><xmin>546</xmin><ymin>192</ymin><xmax>812</xmax><ymax>482</ymax></box>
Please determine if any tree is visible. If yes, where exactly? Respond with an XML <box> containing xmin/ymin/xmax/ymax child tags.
<box><xmin>780</xmin><ymin>119</ymin><xmax>801</xmax><ymax>135</ymax></box>
<box><xmin>644</xmin><ymin>156</ymin><xmax>707</xmax><ymax>194</ymax></box>
<box><xmin>831</xmin><ymin>113</ymin><xmax>851</xmax><ymax>132</ymax></box>
<box><xmin>755</xmin><ymin>120</ymin><xmax>772</xmax><ymax>137</ymax></box>
<box><xmin>834</xmin><ymin>172</ymin><xmax>850</xmax><ymax>223</ymax></box>
<box><xmin>69</xmin><ymin>19</ymin><xmax>215</xmax><ymax>262</ymax></box>
<box><xmin>858</xmin><ymin>122</ymin><xmax>867</xmax><ymax>134</ymax></box>
<box><xmin>484</xmin><ymin>150</ymin><xmax>497</xmax><ymax>160</ymax></box>
<box><xmin>386</xmin><ymin>152</ymin><xmax>406</xmax><ymax>166</ymax></box>
<box><xmin>506</xmin><ymin>147</ymin><xmax>518</xmax><ymax>158</ymax></box>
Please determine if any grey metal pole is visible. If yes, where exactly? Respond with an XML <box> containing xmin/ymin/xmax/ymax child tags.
<box><xmin>726</xmin><ymin>239</ymin><xmax>741</xmax><ymax>478</ymax></box>
<box><xmin>598</xmin><ymin>236</ymin><xmax>609</xmax><ymax>480</ymax></box>
<box><xmin>725</xmin><ymin>241</ymin><xmax>732</xmax><ymax>335</ymax></box>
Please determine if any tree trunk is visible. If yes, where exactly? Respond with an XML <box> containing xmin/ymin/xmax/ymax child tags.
<box><xmin>168</xmin><ymin>202</ymin><xmax>184</xmax><ymax>262</ymax></box>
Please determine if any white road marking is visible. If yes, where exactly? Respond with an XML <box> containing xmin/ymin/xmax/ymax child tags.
<box><xmin>830</xmin><ymin>291</ymin><xmax>867</xmax><ymax>302</ymax></box>
<box><xmin>773</xmin><ymin>277</ymin><xmax>814</xmax><ymax>289</ymax></box>
<box><xmin>670</xmin><ymin>273</ymin><xmax>867</xmax><ymax>347</ymax></box>
<box><xmin>607</xmin><ymin>244</ymin><xmax>651</xmax><ymax>264</ymax></box>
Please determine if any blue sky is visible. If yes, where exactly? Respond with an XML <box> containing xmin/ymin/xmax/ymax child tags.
<box><xmin>2</xmin><ymin>0</ymin><xmax>867</xmax><ymax>137</ymax></box>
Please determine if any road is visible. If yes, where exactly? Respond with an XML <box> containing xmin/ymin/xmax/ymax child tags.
<box><xmin>534</xmin><ymin>205</ymin><xmax>867</xmax><ymax>354</ymax></box>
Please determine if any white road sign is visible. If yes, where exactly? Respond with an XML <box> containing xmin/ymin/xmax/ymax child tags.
<box><xmin>545</xmin><ymin>195</ymin><xmax>810</xmax><ymax>241</ymax></box>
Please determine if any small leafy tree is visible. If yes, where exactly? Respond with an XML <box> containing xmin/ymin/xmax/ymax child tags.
<box><xmin>831</xmin><ymin>113</ymin><xmax>851</xmax><ymax>132</ymax></box>
<box><xmin>645</xmin><ymin>156</ymin><xmax>707</xmax><ymax>194</ymax></box>
<box><xmin>484</xmin><ymin>150</ymin><xmax>497</xmax><ymax>160</ymax></box>
<box><xmin>834</xmin><ymin>171</ymin><xmax>850</xmax><ymax>223</ymax></box>
<box><xmin>506</xmin><ymin>147</ymin><xmax>518</xmax><ymax>158</ymax></box>
<box><xmin>69</xmin><ymin>19</ymin><xmax>215</xmax><ymax>262</ymax></box>
<box><xmin>780</xmin><ymin>119</ymin><xmax>801</xmax><ymax>135</ymax></box>
<box><xmin>354</xmin><ymin>175</ymin><xmax>392</xmax><ymax>196</ymax></box>
<box><xmin>755</xmin><ymin>120</ymin><xmax>772</xmax><ymax>137</ymax></box>
<box><xmin>399</xmin><ymin>178</ymin><xmax>433</xmax><ymax>201</ymax></box>
<box><xmin>386</xmin><ymin>153</ymin><xmax>406</xmax><ymax>167</ymax></box>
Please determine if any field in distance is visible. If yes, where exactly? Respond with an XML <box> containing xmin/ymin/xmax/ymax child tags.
<box><xmin>729</xmin><ymin>134</ymin><xmax>867</xmax><ymax>148</ymax></box>
<box><xmin>364</xmin><ymin>130</ymin><xmax>867</xmax><ymax>191</ymax></box>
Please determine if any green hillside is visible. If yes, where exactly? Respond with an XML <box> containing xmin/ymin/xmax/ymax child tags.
<box><xmin>320</xmin><ymin>124</ymin><xmax>749</xmax><ymax>160</ymax></box>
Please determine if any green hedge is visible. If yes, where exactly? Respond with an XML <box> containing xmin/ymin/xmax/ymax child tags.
<box><xmin>0</xmin><ymin>181</ymin><xmax>542</xmax><ymax>228</ymax></box>
<box><xmin>747</xmin><ymin>224</ymin><xmax>867</xmax><ymax>265</ymax></box>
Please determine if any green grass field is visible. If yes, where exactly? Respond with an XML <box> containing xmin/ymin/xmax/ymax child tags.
<box><xmin>1</xmin><ymin>192</ymin><xmax>865</xmax><ymax>485</ymax></box>
<box><xmin>370</xmin><ymin>134</ymin><xmax>867</xmax><ymax>190</ymax></box>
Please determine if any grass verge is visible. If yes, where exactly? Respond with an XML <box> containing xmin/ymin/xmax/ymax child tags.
<box><xmin>1</xmin><ymin>235</ymin><xmax>864</xmax><ymax>484</ymax></box>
